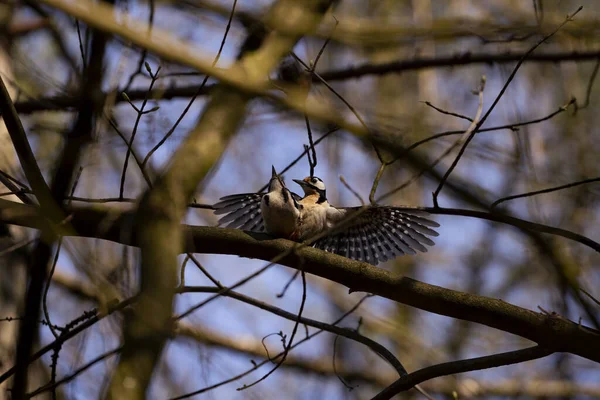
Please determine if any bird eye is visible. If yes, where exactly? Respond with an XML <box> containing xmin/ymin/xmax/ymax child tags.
<box><xmin>311</xmin><ymin>178</ymin><xmax>317</xmax><ymax>183</ymax></box>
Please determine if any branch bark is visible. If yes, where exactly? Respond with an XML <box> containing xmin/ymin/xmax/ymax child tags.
<box><xmin>64</xmin><ymin>0</ymin><xmax>335</xmax><ymax>398</ymax></box>
<box><xmin>373</xmin><ymin>346</ymin><xmax>553</xmax><ymax>400</ymax></box>
<box><xmin>0</xmin><ymin>199</ymin><xmax>598</xmax><ymax>364</ymax></box>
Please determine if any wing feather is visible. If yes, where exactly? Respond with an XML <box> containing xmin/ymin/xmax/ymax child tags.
<box><xmin>314</xmin><ymin>206</ymin><xmax>439</xmax><ymax>265</ymax></box>
<box><xmin>227</xmin><ymin>204</ymin><xmax>261</xmax><ymax>227</ymax></box>
<box><xmin>239</xmin><ymin>208</ymin><xmax>264</xmax><ymax>230</ymax></box>
<box><xmin>371</xmin><ymin>222</ymin><xmax>398</xmax><ymax>261</ymax></box>
<box><xmin>213</xmin><ymin>193</ymin><xmax>261</xmax><ymax>214</ymax></box>
<box><xmin>212</xmin><ymin>193</ymin><xmax>265</xmax><ymax>232</ymax></box>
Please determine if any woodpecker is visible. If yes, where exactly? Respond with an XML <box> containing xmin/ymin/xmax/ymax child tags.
<box><xmin>293</xmin><ymin>176</ymin><xmax>440</xmax><ymax>265</ymax></box>
<box><xmin>213</xmin><ymin>166</ymin><xmax>302</xmax><ymax>237</ymax></box>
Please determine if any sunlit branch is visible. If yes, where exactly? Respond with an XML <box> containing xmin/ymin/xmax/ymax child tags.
<box><xmin>0</xmin><ymin>199</ymin><xmax>598</xmax><ymax>363</ymax></box>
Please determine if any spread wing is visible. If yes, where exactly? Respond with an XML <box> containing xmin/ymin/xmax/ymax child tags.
<box><xmin>213</xmin><ymin>193</ymin><xmax>265</xmax><ymax>232</ymax></box>
<box><xmin>314</xmin><ymin>207</ymin><xmax>439</xmax><ymax>265</ymax></box>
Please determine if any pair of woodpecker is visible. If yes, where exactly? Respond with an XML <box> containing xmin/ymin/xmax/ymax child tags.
<box><xmin>213</xmin><ymin>167</ymin><xmax>439</xmax><ymax>265</ymax></box>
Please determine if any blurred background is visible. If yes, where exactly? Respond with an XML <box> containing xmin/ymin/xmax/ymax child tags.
<box><xmin>1</xmin><ymin>0</ymin><xmax>599</xmax><ymax>398</ymax></box>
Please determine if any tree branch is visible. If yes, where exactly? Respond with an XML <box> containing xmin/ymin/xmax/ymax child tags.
<box><xmin>12</xmin><ymin>50</ymin><xmax>600</xmax><ymax>115</ymax></box>
<box><xmin>0</xmin><ymin>200</ymin><xmax>598</xmax><ymax>363</ymax></box>
<box><xmin>92</xmin><ymin>0</ymin><xmax>336</xmax><ymax>398</ymax></box>
<box><xmin>373</xmin><ymin>346</ymin><xmax>553</xmax><ymax>400</ymax></box>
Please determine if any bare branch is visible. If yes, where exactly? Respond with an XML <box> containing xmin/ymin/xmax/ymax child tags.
<box><xmin>432</xmin><ymin>7</ymin><xmax>583</xmax><ymax>206</ymax></box>
<box><xmin>422</xmin><ymin>100</ymin><xmax>473</xmax><ymax>122</ymax></box>
<box><xmin>1</xmin><ymin>200</ymin><xmax>598</xmax><ymax>363</ymax></box>
<box><xmin>431</xmin><ymin>75</ymin><xmax>486</xmax><ymax>207</ymax></box>
<box><xmin>373</xmin><ymin>346</ymin><xmax>553</xmax><ymax>400</ymax></box>
<box><xmin>101</xmin><ymin>1</ymin><xmax>335</xmax><ymax>398</ymax></box>
<box><xmin>491</xmin><ymin>177</ymin><xmax>600</xmax><ymax>209</ymax></box>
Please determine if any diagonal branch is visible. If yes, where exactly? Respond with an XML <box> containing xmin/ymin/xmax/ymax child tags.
<box><xmin>100</xmin><ymin>1</ymin><xmax>336</xmax><ymax>398</ymax></box>
<box><xmin>0</xmin><ymin>199</ymin><xmax>598</xmax><ymax>364</ymax></box>
<box><xmin>432</xmin><ymin>7</ymin><xmax>583</xmax><ymax>206</ymax></box>
<box><xmin>373</xmin><ymin>346</ymin><xmax>554</xmax><ymax>400</ymax></box>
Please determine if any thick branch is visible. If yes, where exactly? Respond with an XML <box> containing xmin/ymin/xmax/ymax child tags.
<box><xmin>12</xmin><ymin>50</ymin><xmax>600</xmax><ymax>115</ymax></box>
<box><xmin>0</xmin><ymin>199</ymin><xmax>598</xmax><ymax>363</ymax></box>
<box><xmin>318</xmin><ymin>49</ymin><xmax>600</xmax><ymax>81</ymax></box>
<box><xmin>90</xmin><ymin>0</ymin><xmax>336</xmax><ymax>398</ymax></box>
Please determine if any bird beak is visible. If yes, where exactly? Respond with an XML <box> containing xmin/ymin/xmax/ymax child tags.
<box><xmin>293</xmin><ymin>179</ymin><xmax>307</xmax><ymax>188</ymax></box>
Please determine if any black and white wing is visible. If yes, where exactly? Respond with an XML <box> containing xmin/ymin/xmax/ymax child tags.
<box><xmin>213</xmin><ymin>193</ymin><xmax>265</xmax><ymax>232</ymax></box>
<box><xmin>314</xmin><ymin>207</ymin><xmax>439</xmax><ymax>265</ymax></box>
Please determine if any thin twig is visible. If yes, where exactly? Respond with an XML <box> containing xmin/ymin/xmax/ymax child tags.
<box><xmin>377</xmin><ymin>76</ymin><xmax>486</xmax><ymax>205</ymax></box>
<box><xmin>300</xmin><ymin>19</ymin><xmax>337</xmax><ymax>177</ymax></box>
<box><xmin>119</xmin><ymin>65</ymin><xmax>161</xmax><ymax>199</ymax></box>
<box><xmin>0</xmin><ymin>169</ymin><xmax>30</xmax><ymax>191</ymax></box>
<box><xmin>423</xmin><ymin>206</ymin><xmax>600</xmax><ymax>253</ymax></box>
<box><xmin>333</xmin><ymin>334</ymin><xmax>357</xmax><ymax>390</ymax></box>
<box><xmin>0</xmin><ymin>299</ymin><xmax>134</xmax><ymax>387</ymax></box>
<box><xmin>43</xmin><ymin>167</ymin><xmax>84</xmax><ymax>340</ymax></box>
<box><xmin>491</xmin><ymin>176</ymin><xmax>600</xmax><ymax>209</ymax></box>
<box><xmin>373</xmin><ymin>346</ymin><xmax>553</xmax><ymax>400</ymax></box>
<box><xmin>0</xmin><ymin>316</ymin><xmax>63</xmax><ymax>332</ymax></box>
<box><xmin>170</xmin><ymin>295</ymin><xmax>372</xmax><ymax>400</ymax></box>
<box><xmin>432</xmin><ymin>7</ymin><xmax>582</xmax><ymax>206</ymax></box>
<box><xmin>179</xmin><ymin>255</ymin><xmax>190</xmax><ymax>287</ymax></box>
<box><xmin>312</xmin><ymin>16</ymin><xmax>338</xmax><ymax>70</ymax></box>
<box><xmin>432</xmin><ymin>76</ymin><xmax>486</xmax><ymax>207</ymax></box>
<box><xmin>339</xmin><ymin>176</ymin><xmax>365</xmax><ymax>205</ymax></box>
<box><xmin>390</xmin><ymin>99</ymin><xmax>576</xmax><ymax>163</ymax></box>
<box><xmin>74</xmin><ymin>20</ymin><xmax>86</xmax><ymax>68</ymax></box>
<box><xmin>260</xmin><ymin>332</ymin><xmax>283</xmax><ymax>363</ymax></box>
<box><xmin>0</xmin><ymin>238</ymin><xmax>35</xmax><ymax>256</ymax></box>
<box><xmin>141</xmin><ymin>0</ymin><xmax>237</xmax><ymax>169</ymax></box>
<box><xmin>186</xmin><ymin>250</ymin><xmax>222</xmax><ymax>288</ymax></box>
<box><xmin>106</xmin><ymin>116</ymin><xmax>154</xmax><ymax>188</ymax></box>
<box><xmin>422</xmin><ymin>100</ymin><xmax>473</xmax><ymax>122</ymax></box>
<box><xmin>27</xmin><ymin>347</ymin><xmax>122</xmax><ymax>398</ymax></box>
<box><xmin>576</xmin><ymin>57</ymin><xmax>600</xmax><ymax>111</ymax></box>
<box><xmin>368</xmin><ymin>164</ymin><xmax>386</xmax><ymax>205</ymax></box>
<box><xmin>239</xmin><ymin>268</ymin><xmax>307</xmax><ymax>390</ymax></box>
<box><xmin>580</xmin><ymin>288</ymin><xmax>600</xmax><ymax>307</ymax></box>
<box><xmin>178</xmin><ymin>287</ymin><xmax>405</xmax><ymax>377</ymax></box>
<box><xmin>42</xmin><ymin>238</ymin><xmax>63</xmax><ymax>339</ymax></box>
<box><xmin>276</xmin><ymin>270</ymin><xmax>299</xmax><ymax>298</ymax></box>
<box><xmin>291</xmin><ymin>52</ymin><xmax>384</xmax><ymax>163</ymax></box>
<box><xmin>304</xmin><ymin>120</ymin><xmax>317</xmax><ymax>177</ymax></box>
<box><xmin>122</xmin><ymin>0</ymin><xmax>155</xmax><ymax>91</ymax></box>
<box><xmin>257</xmin><ymin>127</ymin><xmax>338</xmax><ymax>193</ymax></box>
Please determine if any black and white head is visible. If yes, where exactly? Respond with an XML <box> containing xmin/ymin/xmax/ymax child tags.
<box><xmin>293</xmin><ymin>176</ymin><xmax>327</xmax><ymax>201</ymax></box>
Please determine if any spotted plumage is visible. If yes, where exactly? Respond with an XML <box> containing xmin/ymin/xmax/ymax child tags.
<box><xmin>214</xmin><ymin>172</ymin><xmax>440</xmax><ymax>266</ymax></box>
<box><xmin>293</xmin><ymin>176</ymin><xmax>439</xmax><ymax>265</ymax></box>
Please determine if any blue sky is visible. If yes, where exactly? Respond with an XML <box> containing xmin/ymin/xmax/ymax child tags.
<box><xmin>18</xmin><ymin>0</ymin><xmax>600</xmax><ymax>398</ymax></box>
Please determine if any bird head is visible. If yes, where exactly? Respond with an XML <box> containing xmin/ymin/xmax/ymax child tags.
<box><xmin>293</xmin><ymin>176</ymin><xmax>326</xmax><ymax>198</ymax></box>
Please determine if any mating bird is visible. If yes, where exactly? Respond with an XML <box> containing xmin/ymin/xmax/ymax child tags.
<box><xmin>292</xmin><ymin>176</ymin><xmax>440</xmax><ymax>265</ymax></box>
<box><xmin>213</xmin><ymin>166</ymin><xmax>301</xmax><ymax>237</ymax></box>
<box><xmin>213</xmin><ymin>173</ymin><xmax>440</xmax><ymax>265</ymax></box>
